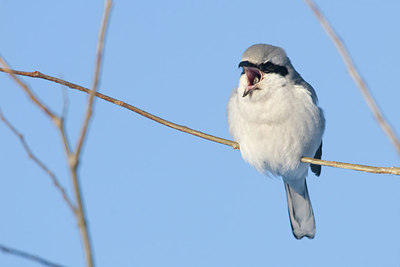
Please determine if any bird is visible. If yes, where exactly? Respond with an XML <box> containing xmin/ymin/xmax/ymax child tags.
<box><xmin>227</xmin><ymin>44</ymin><xmax>325</xmax><ymax>239</ymax></box>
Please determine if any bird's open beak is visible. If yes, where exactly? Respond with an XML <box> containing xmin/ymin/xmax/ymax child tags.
<box><xmin>243</xmin><ymin>66</ymin><xmax>263</xmax><ymax>97</ymax></box>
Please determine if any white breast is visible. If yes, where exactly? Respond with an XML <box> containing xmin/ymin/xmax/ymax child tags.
<box><xmin>227</xmin><ymin>74</ymin><xmax>325</xmax><ymax>182</ymax></box>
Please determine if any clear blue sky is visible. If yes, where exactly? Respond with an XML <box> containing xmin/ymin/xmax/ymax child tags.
<box><xmin>1</xmin><ymin>0</ymin><xmax>400</xmax><ymax>266</ymax></box>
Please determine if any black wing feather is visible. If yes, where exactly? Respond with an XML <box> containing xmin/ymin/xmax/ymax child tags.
<box><xmin>310</xmin><ymin>141</ymin><xmax>323</xmax><ymax>176</ymax></box>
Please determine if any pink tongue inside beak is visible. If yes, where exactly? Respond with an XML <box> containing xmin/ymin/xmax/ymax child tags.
<box><xmin>243</xmin><ymin>67</ymin><xmax>262</xmax><ymax>97</ymax></box>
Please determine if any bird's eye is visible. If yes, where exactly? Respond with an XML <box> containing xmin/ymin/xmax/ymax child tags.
<box><xmin>253</xmin><ymin>76</ymin><xmax>260</xmax><ymax>84</ymax></box>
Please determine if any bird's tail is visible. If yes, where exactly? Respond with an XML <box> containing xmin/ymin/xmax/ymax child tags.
<box><xmin>284</xmin><ymin>181</ymin><xmax>315</xmax><ymax>239</ymax></box>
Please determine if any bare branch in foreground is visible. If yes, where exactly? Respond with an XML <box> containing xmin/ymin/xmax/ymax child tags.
<box><xmin>0</xmin><ymin>68</ymin><xmax>239</xmax><ymax>149</ymax></box>
<box><xmin>0</xmin><ymin>110</ymin><xmax>76</xmax><ymax>212</ymax></box>
<box><xmin>75</xmin><ymin>0</ymin><xmax>111</xmax><ymax>158</ymax></box>
<box><xmin>0</xmin><ymin>57</ymin><xmax>67</xmax><ymax>150</ymax></box>
<box><xmin>0</xmin><ymin>1</ymin><xmax>112</xmax><ymax>266</ymax></box>
<box><xmin>304</xmin><ymin>0</ymin><xmax>400</xmax><ymax>157</ymax></box>
<box><xmin>0</xmin><ymin>243</ymin><xmax>65</xmax><ymax>267</ymax></box>
<box><xmin>67</xmin><ymin>1</ymin><xmax>112</xmax><ymax>267</ymax></box>
<box><xmin>1</xmin><ymin>68</ymin><xmax>398</xmax><ymax>175</ymax></box>
<box><xmin>0</xmin><ymin>57</ymin><xmax>57</xmax><ymax>122</ymax></box>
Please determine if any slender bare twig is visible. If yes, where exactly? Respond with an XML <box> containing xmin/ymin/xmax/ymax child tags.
<box><xmin>304</xmin><ymin>0</ymin><xmax>400</xmax><ymax>157</ymax></box>
<box><xmin>0</xmin><ymin>243</ymin><xmax>65</xmax><ymax>267</ymax></box>
<box><xmin>0</xmin><ymin>57</ymin><xmax>57</xmax><ymax>122</ymax></box>
<box><xmin>68</xmin><ymin>2</ymin><xmax>112</xmax><ymax>267</ymax></box>
<box><xmin>1</xmin><ymin>68</ymin><xmax>398</xmax><ymax>175</ymax></box>
<box><xmin>301</xmin><ymin>157</ymin><xmax>400</xmax><ymax>175</ymax></box>
<box><xmin>0</xmin><ymin>2</ymin><xmax>112</xmax><ymax>266</ymax></box>
<box><xmin>0</xmin><ymin>58</ymin><xmax>67</xmax><ymax>149</ymax></box>
<box><xmin>75</xmin><ymin>0</ymin><xmax>112</xmax><ymax>157</ymax></box>
<box><xmin>0</xmin><ymin>58</ymin><xmax>76</xmax><ymax>212</ymax></box>
<box><xmin>0</xmin><ymin>68</ymin><xmax>239</xmax><ymax>149</ymax></box>
<box><xmin>0</xmin><ymin>110</ymin><xmax>76</xmax><ymax>212</ymax></box>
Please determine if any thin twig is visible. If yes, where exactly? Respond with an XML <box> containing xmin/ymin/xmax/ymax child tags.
<box><xmin>0</xmin><ymin>57</ymin><xmax>68</xmax><ymax>153</ymax></box>
<box><xmin>304</xmin><ymin>0</ymin><xmax>400</xmax><ymax>157</ymax></box>
<box><xmin>75</xmin><ymin>0</ymin><xmax>111</xmax><ymax>157</ymax></box>
<box><xmin>0</xmin><ymin>57</ymin><xmax>57</xmax><ymax>121</ymax></box>
<box><xmin>0</xmin><ymin>243</ymin><xmax>66</xmax><ymax>267</ymax></box>
<box><xmin>0</xmin><ymin>3</ymin><xmax>114</xmax><ymax>267</ymax></box>
<box><xmin>1</xmin><ymin>67</ymin><xmax>398</xmax><ymax>175</ymax></box>
<box><xmin>0</xmin><ymin>110</ymin><xmax>76</xmax><ymax>212</ymax></box>
<box><xmin>301</xmin><ymin>157</ymin><xmax>400</xmax><ymax>175</ymax></box>
<box><xmin>69</xmin><ymin>1</ymin><xmax>112</xmax><ymax>267</ymax></box>
<box><xmin>0</xmin><ymin>69</ymin><xmax>240</xmax><ymax>149</ymax></box>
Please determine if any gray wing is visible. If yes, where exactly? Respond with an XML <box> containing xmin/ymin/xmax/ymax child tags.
<box><xmin>293</xmin><ymin>71</ymin><xmax>323</xmax><ymax>176</ymax></box>
<box><xmin>293</xmin><ymin>71</ymin><xmax>319</xmax><ymax>104</ymax></box>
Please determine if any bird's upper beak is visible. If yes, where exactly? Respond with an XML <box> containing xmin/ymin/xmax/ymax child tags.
<box><xmin>238</xmin><ymin>61</ymin><xmax>263</xmax><ymax>97</ymax></box>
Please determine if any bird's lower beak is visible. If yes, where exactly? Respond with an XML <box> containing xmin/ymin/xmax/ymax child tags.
<box><xmin>243</xmin><ymin>67</ymin><xmax>263</xmax><ymax>97</ymax></box>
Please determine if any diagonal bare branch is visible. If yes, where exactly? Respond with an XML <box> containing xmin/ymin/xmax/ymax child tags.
<box><xmin>0</xmin><ymin>110</ymin><xmax>76</xmax><ymax>213</ymax></box>
<box><xmin>304</xmin><ymin>0</ymin><xmax>400</xmax><ymax>157</ymax></box>
<box><xmin>0</xmin><ymin>56</ymin><xmax>72</xmax><ymax>156</ymax></box>
<box><xmin>0</xmin><ymin>57</ymin><xmax>57</xmax><ymax>121</ymax></box>
<box><xmin>1</xmin><ymin>2</ymin><xmax>112</xmax><ymax>267</ymax></box>
<box><xmin>1</xmin><ymin>67</ymin><xmax>399</xmax><ymax>175</ymax></box>
<box><xmin>0</xmin><ymin>243</ymin><xmax>66</xmax><ymax>267</ymax></box>
<box><xmin>0</xmin><ymin>68</ymin><xmax>238</xmax><ymax>150</ymax></box>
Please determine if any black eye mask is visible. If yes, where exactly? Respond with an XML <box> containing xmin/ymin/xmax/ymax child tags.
<box><xmin>238</xmin><ymin>60</ymin><xmax>289</xmax><ymax>77</ymax></box>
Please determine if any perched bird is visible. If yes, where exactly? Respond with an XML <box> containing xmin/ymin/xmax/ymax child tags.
<box><xmin>227</xmin><ymin>44</ymin><xmax>325</xmax><ymax>239</ymax></box>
